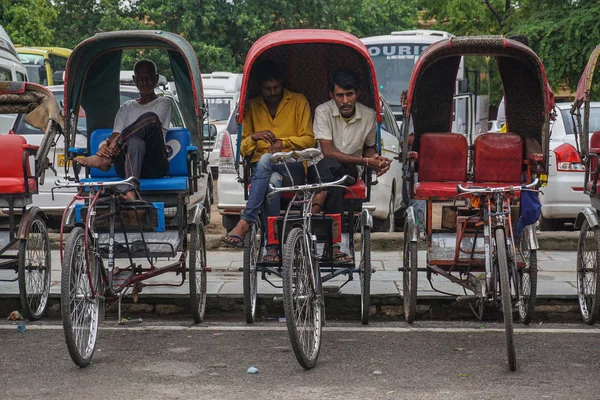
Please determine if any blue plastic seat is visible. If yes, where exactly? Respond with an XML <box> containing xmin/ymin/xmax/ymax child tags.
<box><xmin>80</xmin><ymin>127</ymin><xmax>193</xmax><ymax>192</ymax></box>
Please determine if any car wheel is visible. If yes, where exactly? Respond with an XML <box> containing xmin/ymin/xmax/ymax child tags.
<box><xmin>539</xmin><ymin>215</ymin><xmax>564</xmax><ymax>231</ymax></box>
<box><xmin>222</xmin><ymin>215</ymin><xmax>240</xmax><ymax>232</ymax></box>
<box><xmin>211</xmin><ymin>166</ymin><xmax>219</xmax><ymax>181</ymax></box>
<box><xmin>373</xmin><ymin>191</ymin><xmax>395</xmax><ymax>232</ymax></box>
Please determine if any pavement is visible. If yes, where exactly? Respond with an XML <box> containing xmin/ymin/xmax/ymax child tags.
<box><xmin>0</xmin><ymin>237</ymin><xmax>584</xmax><ymax>321</ymax></box>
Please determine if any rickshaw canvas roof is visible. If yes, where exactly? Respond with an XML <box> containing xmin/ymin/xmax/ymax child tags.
<box><xmin>405</xmin><ymin>36</ymin><xmax>553</xmax><ymax>170</ymax></box>
<box><xmin>64</xmin><ymin>30</ymin><xmax>204</xmax><ymax>148</ymax></box>
<box><xmin>238</xmin><ymin>29</ymin><xmax>382</xmax><ymax>124</ymax></box>
<box><xmin>574</xmin><ymin>44</ymin><xmax>600</xmax><ymax>108</ymax></box>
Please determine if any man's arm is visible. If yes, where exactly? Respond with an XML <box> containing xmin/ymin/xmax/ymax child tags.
<box><xmin>281</xmin><ymin>98</ymin><xmax>315</xmax><ymax>151</ymax></box>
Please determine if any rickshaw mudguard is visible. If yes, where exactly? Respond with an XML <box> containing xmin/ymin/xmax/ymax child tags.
<box><xmin>404</xmin><ymin>206</ymin><xmax>419</xmax><ymax>243</ymax></box>
<box><xmin>187</xmin><ymin>202</ymin><xmax>205</xmax><ymax>227</ymax></box>
<box><xmin>361</xmin><ymin>209</ymin><xmax>373</xmax><ymax>229</ymax></box>
<box><xmin>575</xmin><ymin>207</ymin><xmax>600</xmax><ymax>230</ymax></box>
<box><xmin>16</xmin><ymin>206</ymin><xmax>47</xmax><ymax>239</ymax></box>
<box><xmin>521</xmin><ymin>224</ymin><xmax>540</xmax><ymax>251</ymax></box>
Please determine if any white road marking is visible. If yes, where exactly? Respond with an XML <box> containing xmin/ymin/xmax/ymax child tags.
<box><xmin>1</xmin><ymin>324</ymin><xmax>600</xmax><ymax>334</ymax></box>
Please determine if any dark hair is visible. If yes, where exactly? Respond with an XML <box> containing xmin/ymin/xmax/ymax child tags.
<box><xmin>255</xmin><ymin>60</ymin><xmax>282</xmax><ymax>84</ymax></box>
<box><xmin>133</xmin><ymin>59</ymin><xmax>158</xmax><ymax>75</ymax></box>
<box><xmin>507</xmin><ymin>34</ymin><xmax>529</xmax><ymax>47</ymax></box>
<box><xmin>329</xmin><ymin>69</ymin><xmax>360</xmax><ymax>93</ymax></box>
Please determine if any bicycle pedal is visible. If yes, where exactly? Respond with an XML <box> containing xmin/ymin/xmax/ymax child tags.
<box><xmin>456</xmin><ymin>295</ymin><xmax>479</xmax><ymax>303</ymax></box>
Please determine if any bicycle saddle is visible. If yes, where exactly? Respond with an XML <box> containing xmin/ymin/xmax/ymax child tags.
<box><xmin>269</xmin><ymin>151</ymin><xmax>294</xmax><ymax>164</ymax></box>
<box><xmin>294</xmin><ymin>148</ymin><xmax>322</xmax><ymax>161</ymax></box>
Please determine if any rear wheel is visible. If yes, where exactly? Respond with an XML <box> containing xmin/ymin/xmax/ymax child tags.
<box><xmin>18</xmin><ymin>216</ymin><xmax>51</xmax><ymax>320</ymax></box>
<box><xmin>496</xmin><ymin>228</ymin><xmax>516</xmax><ymax>371</ymax></box>
<box><xmin>189</xmin><ymin>223</ymin><xmax>207</xmax><ymax>323</ymax></box>
<box><xmin>61</xmin><ymin>227</ymin><xmax>100</xmax><ymax>368</ymax></box>
<box><xmin>359</xmin><ymin>223</ymin><xmax>371</xmax><ymax>324</ymax></box>
<box><xmin>577</xmin><ymin>219</ymin><xmax>600</xmax><ymax>324</ymax></box>
<box><xmin>243</xmin><ymin>222</ymin><xmax>261</xmax><ymax>323</ymax></box>
<box><xmin>282</xmin><ymin>227</ymin><xmax>322</xmax><ymax>369</ymax></box>
<box><xmin>516</xmin><ymin>234</ymin><xmax>537</xmax><ymax>324</ymax></box>
<box><xmin>403</xmin><ymin>219</ymin><xmax>418</xmax><ymax>323</ymax></box>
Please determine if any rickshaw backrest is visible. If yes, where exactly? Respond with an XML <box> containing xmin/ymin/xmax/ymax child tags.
<box><xmin>590</xmin><ymin>131</ymin><xmax>600</xmax><ymax>150</ymax></box>
<box><xmin>88</xmin><ymin>128</ymin><xmax>191</xmax><ymax>178</ymax></box>
<box><xmin>589</xmin><ymin>131</ymin><xmax>600</xmax><ymax>182</ymax></box>
<box><xmin>418</xmin><ymin>133</ymin><xmax>468</xmax><ymax>181</ymax></box>
<box><xmin>0</xmin><ymin>134</ymin><xmax>36</xmax><ymax>196</ymax></box>
<box><xmin>474</xmin><ymin>133</ymin><xmax>523</xmax><ymax>183</ymax></box>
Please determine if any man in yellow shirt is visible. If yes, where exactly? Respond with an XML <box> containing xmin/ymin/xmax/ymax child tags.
<box><xmin>221</xmin><ymin>61</ymin><xmax>315</xmax><ymax>261</ymax></box>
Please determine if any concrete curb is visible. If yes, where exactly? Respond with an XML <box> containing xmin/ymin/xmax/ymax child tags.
<box><xmin>46</xmin><ymin>231</ymin><xmax>580</xmax><ymax>251</ymax></box>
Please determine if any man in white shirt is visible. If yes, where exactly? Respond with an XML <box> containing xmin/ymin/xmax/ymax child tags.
<box><xmin>76</xmin><ymin>59</ymin><xmax>171</xmax><ymax>200</ymax></box>
<box><xmin>311</xmin><ymin>69</ymin><xmax>391</xmax><ymax>260</ymax></box>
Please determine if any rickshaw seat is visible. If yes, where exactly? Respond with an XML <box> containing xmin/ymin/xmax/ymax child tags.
<box><xmin>344</xmin><ymin>178</ymin><xmax>367</xmax><ymax>199</ymax></box>
<box><xmin>0</xmin><ymin>135</ymin><xmax>36</xmax><ymax>195</ymax></box>
<box><xmin>590</xmin><ymin>131</ymin><xmax>600</xmax><ymax>150</ymax></box>
<box><xmin>83</xmin><ymin>128</ymin><xmax>193</xmax><ymax>192</ymax></box>
<box><xmin>474</xmin><ymin>133</ymin><xmax>523</xmax><ymax>183</ymax></box>
<box><xmin>414</xmin><ymin>181</ymin><xmax>462</xmax><ymax>198</ymax></box>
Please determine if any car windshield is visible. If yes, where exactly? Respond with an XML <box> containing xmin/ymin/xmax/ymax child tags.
<box><xmin>207</xmin><ymin>97</ymin><xmax>233</xmax><ymax>123</ymax></box>
<box><xmin>368</xmin><ymin>43</ymin><xmax>429</xmax><ymax>106</ymax></box>
<box><xmin>13</xmin><ymin>90</ymin><xmax>139</xmax><ymax>135</ymax></box>
<box><xmin>561</xmin><ymin>106</ymin><xmax>600</xmax><ymax>135</ymax></box>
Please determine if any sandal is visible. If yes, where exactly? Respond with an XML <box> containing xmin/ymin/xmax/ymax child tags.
<box><xmin>263</xmin><ymin>253</ymin><xmax>281</xmax><ymax>263</ymax></box>
<box><xmin>332</xmin><ymin>251</ymin><xmax>352</xmax><ymax>263</ymax></box>
<box><xmin>220</xmin><ymin>233</ymin><xmax>244</xmax><ymax>248</ymax></box>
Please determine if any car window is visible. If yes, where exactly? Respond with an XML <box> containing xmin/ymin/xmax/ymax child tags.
<box><xmin>168</xmin><ymin>97</ymin><xmax>184</xmax><ymax>128</ymax></box>
<box><xmin>561</xmin><ymin>107</ymin><xmax>600</xmax><ymax>135</ymax></box>
<box><xmin>226</xmin><ymin>102</ymin><xmax>238</xmax><ymax>135</ymax></box>
<box><xmin>16</xmin><ymin>71</ymin><xmax>26</xmax><ymax>82</ymax></box>
<box><xmin>207</xmin><ymin>97</ymin><xmax>233</xmax><ymax>123</ymax></box>
<box><xmin>0</xmin><ymin>66</ymin><xmax>11</xmax><ymax>81</ymax></box>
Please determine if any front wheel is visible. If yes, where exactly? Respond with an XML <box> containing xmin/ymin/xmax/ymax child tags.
<box><xmin>495</xmin><ymin>228</ymin><xmax>516</xmax><ymax>372</ymax></box>
<box><xmin>403</xmin><ymin>219</ymin><xmax>418</xmax><ymax>323</ymax></box>
<box><xmin>359</xmin><ymin>223</ymin><xmax>371</xmax><ymax>324</ymax></box>
<box><xmin>577</xmin><ymin>219</ymin><xmax>600</xmax><ymax>324</ymax></box>
<box><xmin>61</xmin><ymin>227</ymin><xmax>100</xmax><ymax>367</ymax></box>
<box><xmin>516</xmin><ymin>234</ymin><xmax>537</xmax><ymax>324</ymax></box>
<box><xmin>243</xmin><ymin>222</ymin><xmax>261</xmax><ymax>323</ymax></box>
<box><xmin>282</xmin><ymin>227</ymin><xmax>322</xmax><ymax>370</ymax></box>
<box><xmin>189</xmin><ymin>223</ymin><xmax>207</xmax><ymax>323</ymax></box>
<box><xmin>18</xmin><ymin>216</ymin><xmax>51</xmax><ymax>320</ymax></box>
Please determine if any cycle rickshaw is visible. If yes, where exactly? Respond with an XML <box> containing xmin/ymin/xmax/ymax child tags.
<box><xmin>56</xmin><ymin>30</ymin><xmax>209</xmax><ymax>367</ymax></box>
<box><xmin>0</xmin><ymin>82</ymin><xmax>59</xmax><ymax>320</ymax></box>
<box><xmin>572</xmin><ymin>44</ymin><xmax>600</xmax><ymax>324</ymax></box>
<box><xmin>236</xmin><ymin>29</ymin><xmax>379</xmax><ymax>368</ymax></box>
<box><xmin>402</xmin><ymin>36</ymin><xmax>552</xmax><ymax>371</ymax></box>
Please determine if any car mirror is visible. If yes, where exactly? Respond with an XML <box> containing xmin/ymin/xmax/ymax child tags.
<box><xmin>53</xmin><ymin>70</ymin><xmax>65</xmax><ymax>85</ymax></box>
<box><xmin>203</xmin><ymin>123</ymin><xmax>217</xmax><ymax>140</ymax></box>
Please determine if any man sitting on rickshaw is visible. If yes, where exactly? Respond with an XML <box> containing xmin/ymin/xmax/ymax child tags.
<box><xmin>310</xmin><ymin>69</ymin><xmax>391</xmax><ymax>261</ymax></box>
<box><xmin>220</xmin><ymin>61</ymin><xmax>315</xmax><ymax>261</ymax></box>
<box><xmin>76</xmin><ymin>59</ymin><xmax>172</xmax><ymax>201</ymax></box>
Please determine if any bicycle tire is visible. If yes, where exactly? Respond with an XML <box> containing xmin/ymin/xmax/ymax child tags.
<box><xmin>496</xmin><ymin>228</ymin><xmax>517</xmax><ymax>371</ymax></box>
<box><xmin>243</xmin><ymin>222</ymin><xmax>260</xmax><ymax>323</ymax></box>
<box><xmin>577</xmin><ymin>219</ymin><xmax>600</xmax><ymax>324</ymax></box>
<box><xmin>18</xmin><ymin>216</ymin><xmax>51</xmax><ymax>320</ymax></box>
<box><xmin>403</xmin><ymin>219</ymin><xmax>418</xmax><ymax>323</ymax></box>
<box><xmin>61</xmin><ymin>227</ymin><xmax>100</xmax><ymax>368</ymax></box>
<box><xmin>517</xmin><ymin>234</ymin><xmax>537</xmax><ymax>324</ymax></box>
<box><xmin>282</xmin><ymin>227</ymin><xmax>322</xmax><ymax>369</ymax></box>
<box><xmin>189</xmin><ymin>223</ymin><xmax>207</xmax><ymax>323</ymax></box>
<box><xmin>360</xmin><ymin>224</ymin><xmax>371</xmax><ymax>324</ymax></box>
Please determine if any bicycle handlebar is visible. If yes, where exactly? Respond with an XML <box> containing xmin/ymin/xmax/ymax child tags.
<box><xmin>54</xmin><ymin>176</ymin><xmax>139</xmax><ymax>189</ymax></box>
<box><xmin>457</xmin><ymin>178</ymin><xmax>539</xmax><ymax>194</ymax></box>
<box><xmin>268</xmin><ymin>174</ymin><xmax>355</xmax><ymax>195</ymax></box>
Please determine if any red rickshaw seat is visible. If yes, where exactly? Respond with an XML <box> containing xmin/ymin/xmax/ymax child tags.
<box><xmin>474</xmin><ymin>133</ymin><xmax>523</xmax><ymax>183</ymax></box>
<box><xmin>344</xmin><ymin>178</ymin><xmax>367</xmax><ymax>199</ymax></box>
<box><xmin>0</xmin><ymin>135</ymin><xmax>36</xmax><ymax>194</ymax></box>
<box><xmin>418</xmin><ymin>133</ymin><xmax>468</xmax><ymax>182</ymax></box>
<box><xmin>414</xmin><ymin>181</ymin><xmax>462</xmax><ymax>198</ymax></box>
<box><xmin>589</xmin><ymin>132</ymin><xmax>600</xmax><ymax>185</ymax></box>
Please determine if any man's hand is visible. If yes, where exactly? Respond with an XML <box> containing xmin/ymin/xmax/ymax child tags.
<box><xmin>268</xmin><ymin>139</ymin><xmax>283</xmax><ymax>153</ymax></box>
<box><xmin>365</xmin><ymin>155</ymin><xmax>392</xmax><ymax>176</ymax></box>
<box><xmin>251</xmin><ymin>130</ymin><xmax>276</xmax><ymax>144</ymax></box>
<box><xmin>96</xmin><ymin>138</ymin><xmax>121</xmax><ymax>158</ymax></box>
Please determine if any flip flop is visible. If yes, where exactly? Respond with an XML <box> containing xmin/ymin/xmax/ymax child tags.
<box><xmin>220</xmin><ymin>233</ymin><xmax>244</xmax><ymax>248</ymax></box>
<box><xmin>263</xmin><ymin>253</ymin><xmax>281</xmax><ymax>263</ymax></box>
<box><xmin>332</xmin><ymin>251</ymin><xmax>352</xmax><ymax>264</ymax></box>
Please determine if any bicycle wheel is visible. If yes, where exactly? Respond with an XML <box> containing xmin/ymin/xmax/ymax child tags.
<box><xmin>359</xmin><ymin>223</ymin><xmax>371</xmax><ymax>325</ymax></box>
<box><xmin>577</xmin><ymin>219</ymin><xmax>600</xmax><ymax>324</ymax></box>
<box><xmin>189</xmin><ymin>223</ymin><xmax>207</xmax><ymax>323</ymax></box>
<box><xmin>403</xmin><ymin>219</ymin><xmax>418</xmax><ymax>323</ymax></box>
<box><xmin>282</xmin><ymin>227</ymin><xmax>322</xmax><ymax>369</ymax></box>
<box><xmin>516</xmin><ymin>234</ymin><xmax>537</xmax><ymax>324</ymax></box>
<box><xmin>18</xmin><ymin>216</ymin><xmax>51</xmax><ymax>320</ymax></box>
<box><xmin>495</xmin><ymin>228</ymin><xmax>516</xmax><ymax>371</ymax></box>
<box><xmin>243</xmin><ymin>222</ymin><xmax>261</xmax><ymax>323</ymax></box>
<box><xmin>61</xmin><ymin>227</ymin><xmax>100</xmax><ymax>367</ymax></box>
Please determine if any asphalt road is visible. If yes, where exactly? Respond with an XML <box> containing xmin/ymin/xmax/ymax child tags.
<box><xmin>1</xmin><ymin>320</ymin><xmax>600</xmax><ymax>399</ymax></box>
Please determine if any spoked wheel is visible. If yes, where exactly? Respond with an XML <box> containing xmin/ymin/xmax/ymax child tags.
<box><xmin>403</xmin><ymin>219</ymin><xmax>418</xmax><ymax>323</ymax></box>
<box><xmin>282</xmin><ymin>227</ymin><xmax>322</xmax><ymax>370</ymax></box>
<box><xmin>516</xmin><ymin>234</ymin><xmax>538</xmax><ymax>324</ymax></box>
<box><xmin>243</xmin><ymin>222</ymin><xmax>261</xmax><ymax>323</ymax></box>
<box><xmin>577</xmin><ymin>219</ymin><xmax>600</xmax><ymax>324</ymax></box>
<box><xmin>495</xmin><ymin>228</ymin><xmax>516</xmax><ymax>371</ymax></box>
<box><xmin>189</xmin><ymin>223</ymin><xmax>207</xmax><ymax>323</ymax></box>
<box><xmin>61</xmin><ymin>227</ymin><xmax>100</xmax><ymax>367</ymax></box>
<box><xmin>359</xmin><ymin>222</ymin><xmax>371</xmax><ymax>325</ymax></box>
<box><xmin>18</xmin><ymin>216</ymin><xmax>51</xmax><ymax>320</ymax></box>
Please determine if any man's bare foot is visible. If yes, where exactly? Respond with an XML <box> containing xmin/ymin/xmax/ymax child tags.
<box><xmin>76</xmin><ymin>155</ymin><xmax>112</xmax><ymax>172</ymax></box>
<box><xmin>229</xmin><ymin>220</ymin><xmax>250</xmax><ymax>239</ymax></box>
<box><xmin>121</xmin><ymin>190</ymin><xmax>137</xmax><ymax>202</ymax></box>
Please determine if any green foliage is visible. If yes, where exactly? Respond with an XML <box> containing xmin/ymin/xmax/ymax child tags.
<box><xmin>0</xmin><ymin>0</ymin><xmax>57</xmax><ymax>46</ymax></box>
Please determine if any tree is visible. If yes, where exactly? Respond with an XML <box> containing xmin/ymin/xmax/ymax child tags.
<box><xmin>0</xmin><ymin>0</ymin><xmax>57</xmax><ymax>46</ymax></box>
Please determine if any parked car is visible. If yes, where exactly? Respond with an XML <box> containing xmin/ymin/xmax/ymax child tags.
<box><xmin>539</xmin><ymin>102</ymin><xmax>600</xmax><ymax>229</ymax></box>
<box><xmin>488</xmin><ymin>119</ymin><xmax>502</xmax><ymax>132</ymax></box>
<box><xmin>216</xmin><ymin>95</ymin><xmax>405</xmax><ymax>232</ymax></box>
<box><xmin>6</xmin><ymin>84</ymin><xmax>207</xmax><ymax>226</ymax></box>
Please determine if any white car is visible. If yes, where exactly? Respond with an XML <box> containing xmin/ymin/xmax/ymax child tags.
<box><xmin>217</xmin><ymin>95</ymin><xmax>405</xmax><ymax>232</ymax></box>
<box><xmin>8</xmin><ymin>85</ymin><xmax>196</xmax><ymax>226</ymax></box>
<box><xmin>539</xmin><ymin>102</ymin><xmax>600</xmax><ymax>230</ymax></box>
